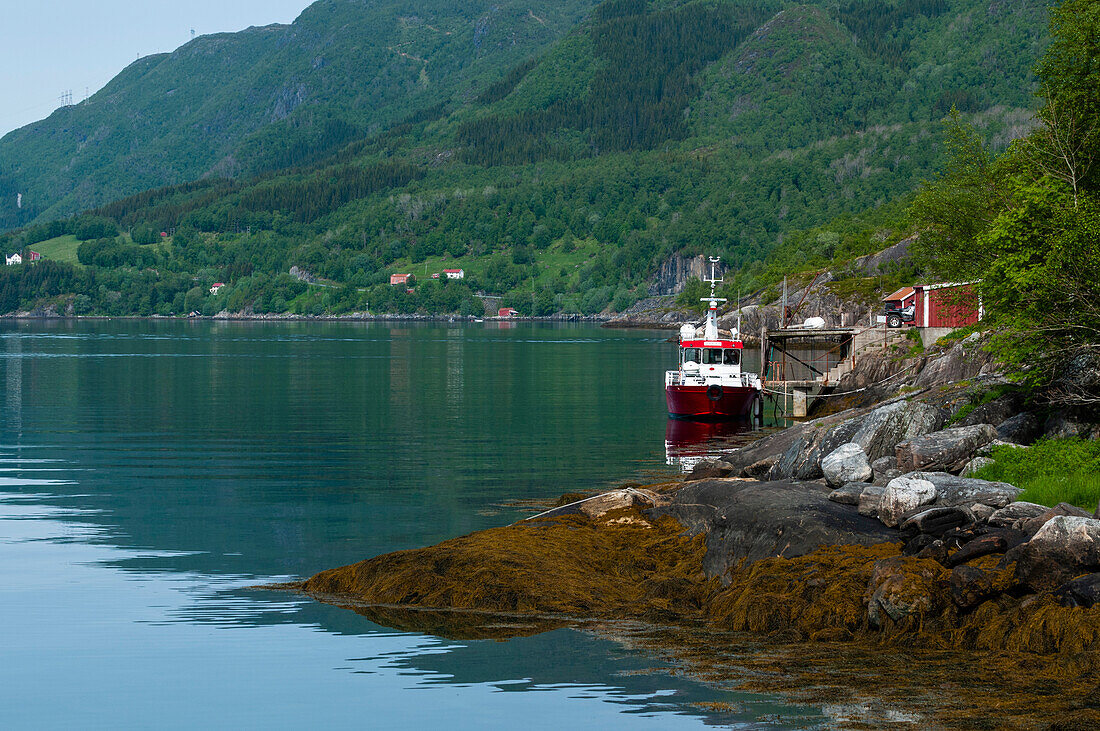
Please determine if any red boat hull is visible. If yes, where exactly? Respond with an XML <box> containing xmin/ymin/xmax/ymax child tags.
<box><xmin>666</xmin><ymin>384</ymin><xmax>760</xmax><ymax>420</ymax></box>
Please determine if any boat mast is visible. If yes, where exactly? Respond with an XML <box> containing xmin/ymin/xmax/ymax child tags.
<box><xmin>701</xmin><ymin>257</ymin><xmax>726</xmax><ymax>340</ymax></box>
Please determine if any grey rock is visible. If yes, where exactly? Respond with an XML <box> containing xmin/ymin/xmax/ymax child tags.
<box><xmin>879</xmin><ymin>475</ymin><xmax>938</xmax><ymax>527</ymax></box>
<box><xmin>744</xmin><ymin>456</ymin><xmax>778</xmax><ymax>480</ymax></box>
<box><xmin>996</xmin><ymin>412</ymin><xmax>1041</xmax><ymax>445</ymax></box>
<box><xmin>946</xmin><ymin>534</ymin><xmax>1008</xmax><ymax>567</ymax></box>
<box><xmin>1044</xmin><ymin>411</ymin><xmax>1089</xmax><ymax>440</ymax></box>
<box><xmin>909</xmin><ymin>471</ymin><xmax>1022</xmax><ymax>509</ymax></box>
<box><xmin>871</xmin><ymin>455</ymin><xmax>899</xmax><ymax>485</ymax></box>
<box><xmin>976</xmin><ymin>439</ymin><xmax>1029</xmax><ymax>457</ymax></box>
<box><xmin>651</xmin><ymin>479</ymin><xmax>898</xmax><ymax>580</ymax></box>
<box><xmin>858</xmin><ymin>484</ymin><xmax>886</xmax><ymax>518</ymax></box>
<box><xmin>1020</xmin><ymin>502</ymin><xmax>1094</xmax><ymax>535</ymax></box>
<box><xmin>987</xmin><ymin>501</ymin><xmax>1048</xmax><ymax>528</ymax></box>
<box><xmin>685</xmin><ymin>459</ymin><xmax>734</xmax><ymax>481</ymax></box>
<box><xmin>850</xmin><ymin>400</ymin><xmax>948</xmax><ymax>462</ymax></box>
<box><xmin>900</xmin><ymin>506</ymin><xmax>972</xmax><ymax>537</ymax></box>
<box><xmin>956</xmin><ymin>394</ymin><xmax>1023</xmax><ymax>429</ymax></box>
<box><xmin>960</xmin><ymin>457</ymin><xmax>994</xmax><ymax>477</ymax></box>
<box><xmin>828</xmin><ymin>481</ymin><xmax>871</xmax><ymax>506</ymax></box>
<box><xmin>970</xmin><ymin>503</ymin><xmax>996</xmax><ymax>522</ymax></box>
<box><xmin>821</xmin><ymin>443</ymin><xmax>873</xmax><ymax>487</ymax></box>
<box><xmin>895</xmin><ymin>424</ymin><xmax>998</xmax><ymax>473</ymax></box>
<box><xmin>1013</xmin><ymin>515</ymin><xmax>1100</xmax><ymax>592</ymax></box>
<box><xmin>1054</xmin><ymin>573</ymin><xmax>1100</xmax><ymax>608</ymax></box>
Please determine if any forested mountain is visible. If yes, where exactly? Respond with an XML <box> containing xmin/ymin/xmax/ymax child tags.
<box><xmin>0</xmin><ymin>0</ymin><xmax>1052</xmax><ymax>318</ymax></box>
<box><xmin>0</xmin><ymin>0</ymin><xmax>600</xmax><ymax>230</ymax></box>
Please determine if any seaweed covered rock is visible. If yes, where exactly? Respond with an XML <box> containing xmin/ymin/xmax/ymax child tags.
<box><xmin>302</xmin><ymin>510</ymin><xmax>716</xmax><ymax>619</ymax></box>
<box><xmin>821</xmin><ymin>443</ymin><xmax>872</xmax><ymax>487</ymax></box>
<box><xmin>865</xmin><ymin>556</ymin><xmax>951</xmax><ymax>627</ymax></box>
<box><xmin>708</xmin><ymin>543</ymin><xmax>902</xmax><ymax>639</ymax></box>
<box><xmin>652</xmin><ymin>479</ymin><xmax>899</xmax><ymax>580</ymax></box>
<box><xmin>895</xmin><ymin>424</ymin><xmax>998</xmax><ymax>473</ymax></box>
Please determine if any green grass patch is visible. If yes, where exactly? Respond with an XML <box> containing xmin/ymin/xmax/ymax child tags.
<box><xmin>974</xmin><ymin>438</ymin><xmax>1100</xmax><ymax>512</ymax></box>
<box><xmin>27</xmin><ymin>235</ymin><xmax>83</xmax><ymax>264</ymax></box>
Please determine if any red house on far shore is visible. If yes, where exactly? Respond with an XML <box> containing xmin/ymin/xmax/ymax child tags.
<box><xmin>498</xmin><ymin>307</ymin><xmax>518</xmax><ymax>318</ymax></box>
<box><xmin>390</xmin><ymin>273</ymin><xmax>411</xmax><ymax>286</ymax></box>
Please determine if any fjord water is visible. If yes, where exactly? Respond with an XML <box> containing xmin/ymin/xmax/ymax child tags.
<box><xmin>0</xmin><ymin>320</ymin><xmax>817</xmax><ymax>729</ymax></box>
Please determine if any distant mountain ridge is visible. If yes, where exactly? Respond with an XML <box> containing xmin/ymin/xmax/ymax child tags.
<box><xmin>0</xmin><ymin>0</ymin><xmax>600</xmax><ymax>231</ymax></box>
<box><xmin>0</xmin><ymin>0</ymin><xmax>1054</xmax><ymax>319</ymax></box>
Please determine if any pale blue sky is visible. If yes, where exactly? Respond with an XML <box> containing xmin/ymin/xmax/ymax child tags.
<box><xmin>1</xmin><ymin>0</ymin><xmax>312</xmax><ymax>137</ymax></box>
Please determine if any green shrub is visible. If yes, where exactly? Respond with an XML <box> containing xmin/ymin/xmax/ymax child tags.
<box><xmin>974</xmin><ymin>438</ymin><xmax>1100</xmax><ymax>511</ymax></box>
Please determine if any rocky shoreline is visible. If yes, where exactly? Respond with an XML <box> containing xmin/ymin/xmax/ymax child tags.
<box><xmin>293</xmin><ymin>344</ymin><xmax>1100</xmax><ymax>726</ymax></box>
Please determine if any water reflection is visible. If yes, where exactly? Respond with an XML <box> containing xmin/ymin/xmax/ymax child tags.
<box><xmin>664</xmin><ymin>419</ymin><xmax>757</xmax><ymax>472</ymax></box>
<box><xmin>0</xmin><ymin>321</ymin><xmax>823</xmax><ymax>729</ymax></box>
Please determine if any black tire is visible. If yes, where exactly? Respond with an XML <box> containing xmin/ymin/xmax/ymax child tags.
<box><xmin>887</xmin><ymin>314</ymin><xmax>902</xmax><ymax>328</ymax></box>
<box><xmin>706</xmin><ymin>384</ymin><xmax>723</xmax><ymax>402</ymax></box>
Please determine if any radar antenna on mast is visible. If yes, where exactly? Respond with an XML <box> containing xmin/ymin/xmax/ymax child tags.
<box><xmin>700</xmin><ymin>256</ymin><xmax>726</xmax><ymax>340</ymax></box>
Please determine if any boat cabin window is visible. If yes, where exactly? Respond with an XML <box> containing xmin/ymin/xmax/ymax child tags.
<box><xmin>682</xmin><ymin>347</ymin><xmax>740</xmax><ymax>365</ymax></box>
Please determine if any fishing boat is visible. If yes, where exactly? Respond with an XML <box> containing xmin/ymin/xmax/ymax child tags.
<box><xmin>665</xmin><ymin>257</ymin><xmax>764</xmax><ymax>420</ymax></box>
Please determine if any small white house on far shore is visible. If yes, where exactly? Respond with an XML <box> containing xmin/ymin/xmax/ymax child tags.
<box><xmin>5</xmin><ymin>253</ymin><xmax>22</xmax><ymax>266</ymax></box>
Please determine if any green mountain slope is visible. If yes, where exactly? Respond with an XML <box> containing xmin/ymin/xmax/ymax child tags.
<box><xmin>0</xmin><ymin>0</ymin><xmax>600</xmax><ymax>231</ymax></box>
<box><xmin>0</xmin><ymin>0</ymin><xmax>1051</xmax><ymax>318</ymax></box>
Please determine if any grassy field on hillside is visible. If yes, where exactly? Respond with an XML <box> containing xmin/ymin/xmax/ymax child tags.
<box><xmin>27</xmin><ymin>235</ymin><xmax>83</xmax><ymax>264</ymax></box>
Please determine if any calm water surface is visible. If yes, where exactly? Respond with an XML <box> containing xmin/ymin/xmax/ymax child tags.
<box><xmin>0</xmin><ymin>320</ymin><xmax>820</xmax><ymax>729</ymax></box>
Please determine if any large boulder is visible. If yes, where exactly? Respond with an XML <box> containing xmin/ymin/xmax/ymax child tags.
<box><xmin>987</xmin><ymin>501</ymin><xmax>1048</xmax><ymax>528</ymax></box>
<box><xmin>895</xmin><ymin>424</ymin><xmax>998</xmax><ymax>473</ymax></box>
<box><xmin>879</xmin><ymin>475</ymin><xmax>938</xmax><ymax>527</ymax></box>
<box><xmin>850</xmin><ymin>400</ymin><xmax>947</xmax><ymax>462</ymax></box>
<box><xmin>996</xmin><ymin>412</ymin><xmax>1041</xmax><ymax>445</ymax></box>
<box><xmin>651</xmin><ymin>479</ymin><xmax>898</xmax><ymax>580</ymax></box>
<box><xmin>1013</xmin><ymin>516</ymin><xmax>1100</xmax><ymax>592</ymax></box>
<box><xmin>821</xmin><ymin>443</ymin><xmax>873</xmax><ymax>487</ymax></box>
<box><xmin>1020</xmin><ymin>502</ymin><xmax>1094</xmax><ymax>535</ymax></box>
<box><xmin>956</xmin><ymin>393</ymin><xmax>1023</xmax><ymax>429</ymax></box>
<box><xmin>913</xmin><ymin>472</ymin><xmax>1022</xmax><ymax>509</ymax></box>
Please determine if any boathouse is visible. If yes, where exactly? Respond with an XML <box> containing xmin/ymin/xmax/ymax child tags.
<box><xmin>498</xmin><ymin>307</ymin><xmax>518</xmax><ymax>318</ymax></box>
<box><xmin>885</xmin><ymin>281</ymin><xmax>983</xmax><ymax>346</ymax></box>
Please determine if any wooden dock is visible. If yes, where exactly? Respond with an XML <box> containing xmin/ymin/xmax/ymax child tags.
<box><xmin>763</xmin><ymin>325</ymin><xmax>906</xmax><ymax>416</ymax></box>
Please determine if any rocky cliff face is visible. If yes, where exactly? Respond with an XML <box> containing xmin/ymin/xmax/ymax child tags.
<box><xmin>648</xmin><ymin>255</ymin><xmax>716</xmax><ymax>296</ymax></box>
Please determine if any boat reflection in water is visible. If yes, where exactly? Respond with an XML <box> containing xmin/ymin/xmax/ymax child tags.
<box><xmin>665</xmin><ymin>417</ymin><xmax>759</xmax><ymax>472</ymax></box>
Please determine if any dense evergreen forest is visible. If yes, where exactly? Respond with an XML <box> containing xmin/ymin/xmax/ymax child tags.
<box><xmin>0</xmin><ymin>0</ymin><xmax>1052</xmax><ymax>318</ymax></box>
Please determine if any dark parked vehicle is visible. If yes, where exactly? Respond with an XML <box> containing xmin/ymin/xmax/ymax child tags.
<box><xmin>885</xmin><ymin>304</ymin><xmax>915</xmax><ymax>328</ymax></box>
